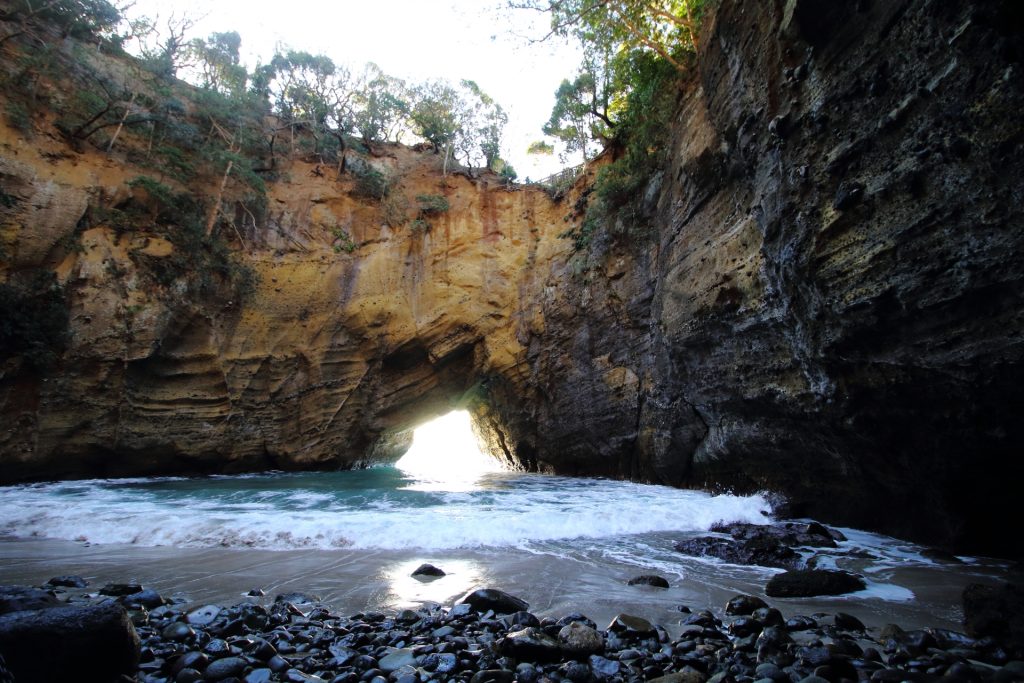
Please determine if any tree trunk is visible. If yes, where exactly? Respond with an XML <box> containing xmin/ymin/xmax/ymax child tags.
<box><xmin>205</xmin><ymin>158</ymin><xmax>234</xmax><ymax>237</ymax></box>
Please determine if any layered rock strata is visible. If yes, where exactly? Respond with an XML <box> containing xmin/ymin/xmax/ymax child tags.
<box><xmin>1</xmin><ymin>0</ymin><xmax>1022</xmax><ymax>555</ymax></box>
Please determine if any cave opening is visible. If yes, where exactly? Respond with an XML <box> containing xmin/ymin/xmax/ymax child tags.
<box><xmin>393</xmin><ymin>410</ymin><xmax>506</xmax><ymax>487</ymax></box>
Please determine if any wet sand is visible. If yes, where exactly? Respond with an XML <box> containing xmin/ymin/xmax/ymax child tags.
<box><xmin>1</xmin><ymin>534</ymin><xmax>1015</xmax><ymax>635</ymax></box>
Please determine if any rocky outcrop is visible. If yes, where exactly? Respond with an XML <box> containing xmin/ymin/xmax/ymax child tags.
<box><xmin>489</xmin><ymin>0</ymin><xmax>1024</xmax><ymax>555</ymax></box>
<box><xmin>1</xmin><ymin>0</ymin><xmax>1022</xmax><ymax>556</ymax></box>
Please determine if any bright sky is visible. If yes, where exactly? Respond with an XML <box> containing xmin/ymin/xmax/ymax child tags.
<box><xmin>126</xmin><ymin>0</ymin><xmax>581</xmax><ymax>180</ymax></box>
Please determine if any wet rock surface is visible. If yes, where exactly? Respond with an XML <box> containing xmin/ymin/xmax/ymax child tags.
<box><xmin>0</xmin><ymin>601</ymin><xmax>140</xmax><ymax>683</ymax></box>
<box><xmin>765</xmin><ymin>570</ymin><xmax>867</xmax><ymax>598</ymax></box>
<box><xmin>1</xmin><ymin>576</ymin><xmax>1023</xmax><ymax>683</ymax></box>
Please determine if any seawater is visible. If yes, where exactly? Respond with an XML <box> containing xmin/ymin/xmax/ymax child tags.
<box><xmin>0</xmin><ymin>469</ymin><xmax>772</xmax><ymax>550</ymax></box>
<box><xmin>0</xmin><ymin>467</ymin><xmax>1015</xmax><ymax>633</ymax></box>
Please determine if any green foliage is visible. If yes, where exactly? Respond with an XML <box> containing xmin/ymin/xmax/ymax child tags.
<box><xmin>353</xmin><ymin>63</ymin><xmax>409</xmax><ymax>145</ymax></box>
<box><xmin>411</xmin><ymin>81</ymin><xmax>462</xmax><ymax>153</ymax></box>
<box><xmin>543</xmin><ymin>66</ymin><xmax>614</xmax><ymax>161</ymax></box>
<box><xmin>124</xmin><ymin>176</ymin><xmax>255</xmax><ymax>299</ymax></box>
<box><xmin>351</xmin><ymin>165</ymin><xmax>391</xmax><ymax>200</ymax></box>
<box><xmin>500</xmin><ymin>164</ymin><xmax>518</xmax><ymax>182</ymax></box>
<box><xmin>4</xmin><ymin>100</ymin><xmax>32</xmax><ymax>132</ymax></box>
<box><xmin>409</xmin><ymin>218</ymin><xmax>431</xmax><ymax>234</ymax></box>
<box><xmin>527</xmin><ymin>140</ymin><xmax>555</xmax><ymax>155</ymax></box>
<box><xmin>331</xmin><ymin>226</ymin><xmax>356</xmax><ymax>254</ymax></box>
<box><xmin>128</xmin><ymin>175</ymin><xmax>177</xmax><ymax>211</ymax></box>
<box><xmin>189</xmin><ymin>31</ymin><xmax>247</xmax><ymax>96</ymax></box>
<box><xmin>415</xmin><ymin>194</ymin><xmax>449</xmax><ymax>215</ymax></box>
<box><xmin>0</xmin><ymin>270</ymin><xmax>69</xmax><ymax>369</ymax></box>
<box><xmin>382</xmin><ymin>193</ymin><xmax>411</xmax><ymax>228</ymax></box>
<box><xmin>12</xmin><ymin>0</ymin><xmax>124</xmax><ymax>43</ymax></box>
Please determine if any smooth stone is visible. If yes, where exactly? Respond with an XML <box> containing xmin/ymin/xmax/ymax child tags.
<box><xmin>647</xmin><ymin>667</ymin><xmax>707</xmax><ymax>683</ymax></box>
<box><xmin>245</xmin><ymin>669</ymin><xmax>273</xmax><ymax>683</ymax></box>
<box><xmin>123</xmin><ymin>588</ymin><xmax>166</xmax><ymax>609</ymax></box>
<box><xmin>786</xmin><ymin>615</ymin><xmax>818</xmax><ymax>631</ymax></box>
<box><xmin>755</xmin><ymin>663</ymin><xmax>784</xmax><ymax>681</ymax></box>
<box><xmin>436</xmin><ymin>652</ymin><xmax>458</xmax><ymax>673</ymax></box>
<box><xmin>447</xmin><ymin>603</ymin><xmax>473</xmax><ymax>618</ymax></box>
<box><xmin>163</xmin><ymin>622</ymin><xmax>197</xmax><ymax>642</ymax></box>
<box><xmin>834</xmin><ymin>612</ymin><xmax>865</xmax><ymax>631</ymax></box>
<box><xmin>726</xmin><ymin>594</ymin><xmax>770</xmax><ymax>615</ymax></box>
<box><xmin>515</xmin><ymin>662</ymin><xmax>539</xmax><ymax>683</ymax></box>
<box><xmin>411</xmin><ymin>564</ymin><xmax>446</xmax><ymax>578</ymax></box>
<box><xmin>247</xmin><ymin>589</ymin><xmax>265</xmax><ymax>597</ymax></box>
<box><xmin>177</xmin><ymin>668</ymin><xmax>204</xmax><ymax>683</ymax></box>
<box><xmin>458</xmin><ymin>588</ymin><xmax>529</xmax><ymax>614</ymax></box>
<box><xmin>45</xmin><ymin>576</ymin><xmax>88</xmax><ymax>589</ymax></box>
<box><xmin>561</xmin><ymin>661</ymin><xmax>591</xmax><ymax>681</ymax></box>
<box><xmin>188</xmin><ymin>605</ymin><xmax>223</xmax><ymax>626</ymax></box>
<box><xmin>589</xmin><ymin>654</ymin><xmax>621</xmax><ymax>677</ymax></box>
<box><xmin>628</xmin><ymin>574</ymin><xmax>670</xmax><ymax>588</ymax></box>
<box><xmin>0</xmin><ymin>602</ymin><xmax>140</xmax><ymax>683</ymax></box>
<box><xmin>173</xmin><ymin>651</ymin><xmax>209</xmax><ymax>674</ymax></box>
<box><xmin>377</xmin><ymin>648</ymin><xmax>416</xmax><ymax>672</ymax></box>
<box><xmin>509</xmin><ymin>611</ymin><xmax>540</xmax><ymax>628</ymax></box>
<box><xmin>730</xmin><ymin>617</ymin><xmax>763</xmax><ymax>638</ymax></box>
<box><xmin>203</xmin><ymin>656</ymin><xmax>247</xmax><ymax>681</ymax></box>
<box><xmin>284</xmin><ymin>669</ymin><xmax>325</xmax><ymax>682</ymax></box>
<box><xmin>469</xmin><ymin>671</ymin><xmax>514</xmax><ymax>683</ymax></box>
<box><xmin>498</xmin><ymin>627</ymin><xmax>562</xmax><ymax>661</ymax></box>
<box><xmin>99</xmin><ymin>583</ymin><xmax>143</xmax><ymax>597</ymax></box>
<box><xmin>753</xmin><ymin>607</ymin><xmax>785</xmax><ymax>627</ymax></box>
<box><xmin>556</xmin><ymin>613</ymin><xmax>597</xmax><ymax>629</ymax></box>
<box><xmin>432</xmin><ymin>625</ymin><xmax>456</xmax><ymax>637</ymax></box>
<box><xmin>765</xmin><ymin>570</ymin><xmax>866</xmax><ymax>598</ymax></box>
<box><xmin>607</xmin><ymin>613</ymin><xmax>657</xmax><ymax>637</ymax></box>
<box><xmin>0</xmin><ymin>586</ymin><xmax>60</xmax><ymax>615</ymax></box>
<box><xmin>558</xmin><ymin>621</ymin><xmax>604</xmax><ymax>654</ymax></box>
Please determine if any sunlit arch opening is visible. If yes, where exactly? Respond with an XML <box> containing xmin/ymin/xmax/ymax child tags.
<box><xmin>395</xmin><ymin>411</ymin><xmax>503</xmax><ymax>485</ymax></box>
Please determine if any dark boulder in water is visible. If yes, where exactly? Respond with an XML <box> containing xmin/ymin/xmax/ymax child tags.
<box><xmin>765</xmin><ymin>570</ymin><xmax>866</xmax><ymax>597</ymax></box>
<box><xmin>45</xmin><ymin>575</ymin><xmax>88</xmax><ymax>589</ymax></box>
<box><xmin>411</xmin><ymin>563</ymin><xmax>446</xmax><ymax>578</ymax></box>
<box><xmin>99</xmin><ymin>582</ymin><xmax>143</xmax><ymax>597</ymax></box>
<box><xmin>0</xmin><ymin>602</ymin><xmax>140</xmax><ymax>683</ymax></box>
<box><xmin>458</xmin><ymin>588</ymin><xmax>529</xmax><ymax>614</ymax></box>
<box><xmin>674</xmin><ymin>535</ymin><xmax>801</xmax><ymax>569</ymax></box>
<box><xmin>628</xmin><ymin>574</ymin><xmax>670</xmax><ymax>588</ymax></box>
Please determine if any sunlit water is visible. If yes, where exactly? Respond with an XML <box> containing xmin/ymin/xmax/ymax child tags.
<box><xmin>0</xmin><ymin>442</ymin><xmax>1017</xmax><ymax>633</ymax></box>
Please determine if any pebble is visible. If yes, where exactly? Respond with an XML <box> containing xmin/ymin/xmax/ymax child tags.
<box><xmin>12</xmin><ymin>558</ymin><xmax>1007</xmax><ymax>683</ymax></box>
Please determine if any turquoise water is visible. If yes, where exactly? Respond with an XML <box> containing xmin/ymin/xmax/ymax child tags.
<box><xmin>0</xmin><ymin>468</ymin><xmax>771</xmax><ymax>549</ymax></box>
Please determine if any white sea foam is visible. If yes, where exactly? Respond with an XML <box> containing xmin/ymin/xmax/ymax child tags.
<box><xmin>0</xmin><ymin>472</ymin><xmax>773</xmax><ymax>551</ymax></box>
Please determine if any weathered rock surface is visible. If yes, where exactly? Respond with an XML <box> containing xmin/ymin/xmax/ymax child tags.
<box><xmin>1</xmin><ymin>0</ymin><xmax>1022</xmax><ymax>557</ymax></box>
<box><xmin>0</xmin><ymin>602</ymin><xmax>140</xmax><ymax>682</ymax></box>
<box><xmin>765</xmin><ymin>570</ymin><xmax>867</xmax><ymax>598</ymax></box>
<box><xmin>963</xmin><ymin>583</ymin><xmax>1024</xmax><ymax>658</ymax></box>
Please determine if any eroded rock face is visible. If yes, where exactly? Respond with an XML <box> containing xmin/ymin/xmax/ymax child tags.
<box><xmin>1</xmin><ymin>0</ymin><xmax>1022</xmax><ymax>556</ymax></box>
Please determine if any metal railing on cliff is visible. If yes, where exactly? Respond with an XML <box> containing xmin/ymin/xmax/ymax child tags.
<box><xmin>533</xmin><ymin>163</ymin><xmax>586</xmax><ymax>199</ymax></box>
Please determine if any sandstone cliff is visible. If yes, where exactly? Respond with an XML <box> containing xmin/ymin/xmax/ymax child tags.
<box><xmin>1</xmin><ymin>0</ymin><xmax>1022</xmax><ymax>556</ymax></box>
